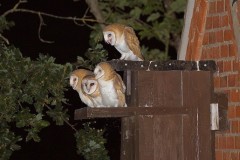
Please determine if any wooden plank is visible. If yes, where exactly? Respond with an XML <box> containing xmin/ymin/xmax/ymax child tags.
<box><xmin>121</xmin><ymin>117</ymin><xmax>136</xmax><ymax>160</ymax></box>
<box><xmin>129</xmin><ymin>71</ymin><xmax>139</xmax><ymax>107</ymax></box>
<box><xmin>134</xmin><ymin>71</ymin><xmax>185</xmax><ymax>159</ymax></box>
<box><xmin>135</xmin><ymin>71</ymin><xmax>183</xmax><ymax>107</ymax></box>
<box><xmin>154</xmin><ymin>71</ymin><xmax>183</xmax><ymax>107</ymax></box>
<box><xmin>107</xmin><ymin>60</ymin><xmax>217</xmax><ymax>72</ymax></box>
<box><xmin>74</xmin><ymin>107</ymin><xmax>190</xmax><ymax>120</ymax></box>
<box><xmin>182</xmin><ymin>71</ymin><xmax>213</xmax><ymax>160</ymax></box>
<box><xmin>153</xmin><ymin>115</ymin><xmax>183</xmax><ymax>160</ymax></box>
<box><xmin>137</xmin><ymin>115</ymin><xmax>154</xmax><ymax>160</ymax></box>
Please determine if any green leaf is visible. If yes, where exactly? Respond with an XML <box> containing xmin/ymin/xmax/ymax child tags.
<box><xmin>170</xmin><ymin>0</ymin><xmax>187</xmax><ymax>13</ymax></box>
<box><xmin>147</xmin><ymin>13</ymin><xmax>160</xmax><ymax>22</ymax></box>
<box><xmin>75</xmin><ymin>123</ymin><xmax>109</xmax><ymax>160</ymax></box>
<box><xmin>130</xmin><ymin>7</ymin><xmax>142</xmax><ymax>19</ymax></box>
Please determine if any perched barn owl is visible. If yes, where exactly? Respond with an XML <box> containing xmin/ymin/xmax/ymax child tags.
<box><xmin>94</xmin><ymin>62</ymin><xmax>127</xmax><ymax>107</ymax></box>
<box><xmin>69</xmin><ymin>69</ymin><xmax>94</xmax><ymax>107</ymax></box>
<box><xmin>81</xmin><ymin>75</ymin><xmax>104</xmax><ymax>108</ymax></box>
<box><xmin>103</xmin><ymin>23</ymin><xmax>144</xmax><ymax>61</ymax></box>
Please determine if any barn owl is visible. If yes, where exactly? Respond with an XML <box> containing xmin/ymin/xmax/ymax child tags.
<box><xmin>94</xmin><ymin>62</ymin><xmax>127</xmax><ymax>107</ymax></box>
<box><xmin>69</xmin><ymin>69</ymin><xmax>94</xmax><ymax>107</ymax></box>
<box><xmin>81</xmin><ymin>75</ymin><xmax>104</xmax><ymax>107</ymax></box>
<box><xmin>103</xmin><ymin>23</ymin><xmax>144</xmax><ymax>61</ymax></box>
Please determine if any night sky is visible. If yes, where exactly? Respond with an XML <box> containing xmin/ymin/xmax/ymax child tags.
<box><xmin>1</xmin><ymin>0</ymin><xmax>121</xmax><ymax>159</ymax></box>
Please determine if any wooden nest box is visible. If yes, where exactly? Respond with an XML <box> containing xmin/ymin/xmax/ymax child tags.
<box><xmin>75</xmin><ymin>60</ymin><xmax>228</xmax><ymax>160</ymax></box>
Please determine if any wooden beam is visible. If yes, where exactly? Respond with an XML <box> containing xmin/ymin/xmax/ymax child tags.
<box><xmin>107</xmin><ymin>60</ymin><xmax>217</xmax><ymax>72</ymax></box>
<box><xmin>74</xmin><ymin>107</ymin><xmax>190</xmax><ymax>120</ymax></box>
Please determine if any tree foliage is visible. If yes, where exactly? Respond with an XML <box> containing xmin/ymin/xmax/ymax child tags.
<box><xmin>0</xmin><ymin>42</ymin><xmax>72</xmax><ymax>159</ymax></box>
<box><xmin>0</xmin><ymin>15</ymin><xmax>110</xmax><ymax>160</ymax></box>
<box><xmin>75</xmin><ymin>122</ymin><xmax>109</xmax><ymax>160</ymax></box>
<box><xmin>89</xmin><ymin>0</ymin><xmax>187</xmax><ymax>60</ymax></box>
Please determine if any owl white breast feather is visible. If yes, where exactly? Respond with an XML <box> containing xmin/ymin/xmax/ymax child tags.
<box><xmin>69</xmin><ymin>69</ymin><xmax>95</xmax><ymax>107</ymax></box>
<box><xmin>103</xmin><ymin>23</ymin><xmax>144</xmax><ymax>61</ymax></box>
<box><xmin>94</xmin><ymin>62</ymin><xmax>127</xmax><ymax>107</ymax></box>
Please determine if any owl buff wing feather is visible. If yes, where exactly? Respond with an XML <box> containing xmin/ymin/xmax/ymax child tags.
<box><xmin>114</xmin><ymin>74</ymin><xmax>126</xmax><ymax>107</ymax></box>
<box><xmin>124</xmin><ymin>26</ymin><xmax>144</xmax><ymax>60</ymax></box>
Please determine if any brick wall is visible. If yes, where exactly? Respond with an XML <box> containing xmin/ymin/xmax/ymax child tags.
<box><xmin>185</xmin><ymin>0</ymin><xmax>240</xmax><ymax>159</ymax></box>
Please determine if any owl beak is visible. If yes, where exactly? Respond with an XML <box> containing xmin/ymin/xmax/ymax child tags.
<box><xmin>71</xmin><ymin>84</ymin><xmax>77</xmax><ymax>90</ymax></box>
<box><xmin>69</xmin><ymin>81</ymin><xmax>77</xmax><ymax>90</ymax></box>
<box><xmin>107</xmin><ymin>38</ymin><xmax>112</xmax><ymax>45</ymax></box>
<box><xmin>87</xmin><ymin>87</ymin><xmax>90</xmax><ymax>93</ymax></box>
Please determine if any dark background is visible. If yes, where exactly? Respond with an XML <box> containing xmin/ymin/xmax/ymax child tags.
<box><xmin>1</xmin><ymin>0</ymin><xmax>121</xmax><ymax>159</ymax></box>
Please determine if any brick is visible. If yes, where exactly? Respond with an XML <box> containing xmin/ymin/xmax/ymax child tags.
<box><xmin>213</xmin><ymin>15</ymin><xmax>220</xmax><ymax>28</ymax></box>
<box><xmin>215</xmin><ymin>135</ymin><xmax>219</xmax><ymax>149</ymax></box>
<box><xmin>214</xmin><ymin>76</ymin><xmax>221</xmax><ymax>88</ymax></box>
<box><xmin>223</xmin><ymin>60</ymin><xmax>232</xmax><ymax>72</ymax></box>
<box><xmin>231</xmin><ymin>120</ymin><xmax>239</xmax><ymax>133</ymax></box>
<box><xmin>201</xmin><ymin>47</ymin><xmax>207</xmax><ymax>59</ymax></box>
<box><xmin>223</xmin><ymin>151</ymin><xmax>231</xmax><ymax>160</ymax></box>
<box><xmin>236</xmin><ymin>136</ymin><xmax>240</xmax><ymax>149</ymax></box>
<box><xmin>226</xmin><ymin>136</ymin><xmax>235</xmax><ymax>149</ymax></box>
<box><xmin>230</xmin><ymin>89</ymin><xmax>240</xmax><ymax>102</ymax></box>
<box><xmin>217</xmin><ymin>61</ymin><xmax>223</xmax><ymax>72</ymax></box>
<box><xmin>221</xmin><ymin>14</ymin><xmax>229</xmax><ymax>27</ymax></box>
<box><xmin>209</xmin><ymin>31</ymin><xmax>216</xmax><ymax>44</ymax></box>
<box><xmin>230</xmin><ymin>152</ymin><xmax>238</xmax><ymax>160</ymax></box>
<box><xmin>206</xmin><ymin>16</ymin><xmax>213</xmax><ymax>29</ymax></box>
<box><xmin>228</xmin><ymin>106</ymin><xmax>236</xmax><ymax>119</ymax></box>
<box><xmin>220</xmin><ymin>76</ymin><xmax>227</xmax><ymax>87</ymax></box>
<box><xmin>216</xmin><ymin>150</ymin><xmax>223</xmax><ymax>160</ymax></box>
<box><xmin>238</xmin><ymin>75</ymin><xmax>240</xmax><ymax>86</ymax></box>
<box><xmin>209</xmin><ymin>1</ymin><xmax>216</xmax><ymax>14</ymax></box>
<box><xmin>212</xmin><ymin>46</ymin><xmax>220</xmax><ymax>58</ymax></box>
<box><xmin>219</xmin><ymin>135</ymin><xmax>227</xmax><ymax>149</ymax></box>
<box><xmin>236</xmin><ymin>107</ymin><xmax>240</xmax><ymax>118</ymax></box>
<box><xmin>220</xmin><ymin>44</ymin><xmax>229</xmax><ymax>57</ymax></box>
<box><xmin>197</xmin><ymin>7</ymin><xmax>207</xmax><ymax>33</ymax></box>
<box><xmin>203</xmin><ymin>32</ymin><xmax>209</xmax><ymax>45</ymax></box>
<box><xmin>229</xmin><ymin>43</ymin><xmax>237</xmax><ymax>56</ymax></box>
<box><xmin>215</xmin><ymin>30</ymin><xmax>223</xmax><ymax>43</ymax></box>
<box><xmin>233</xmin><ymin>60</ymin><xmax>240</xmax><ymax>72</ymax></box>
<box><xmin>208</xmin><ymin>50</ymin><xmax>214</xmax><ymax>59</ymax></box>
<box><xmin>228</xmin><ymin>74</ymin><xmax>237</xmax><ymax>87</ymax></box>
<box><xmin>225</xmin><ymin>0</ymin><xmax>230</xmax><ymax>11</ymax></box>
<box><xmin>217</xmin><ymin>0</ymin><xmax>224</xmax><ymax>13</ymax></box>
<box><xmin>224</xmin><ymin>29</ymin><xmax>233</xmax><ymax>41</ymax></box>
<box><xmin>239</xmin><ymin>120</ymin><xmax>240</xmax><ymax>133</ymax></box>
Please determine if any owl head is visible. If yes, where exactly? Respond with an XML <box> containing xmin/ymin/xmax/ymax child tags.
<box><xmin>94</xmin><ymin>62</ymin><xmax>115</xmax><ymax>81</ymax></box>
<box><xmin>81</xmin><ymin>75</ymin><xmax>98</xmax><ymax>95</ymax></box>
<box><xmin>103</xmin><ymin>23</ymin><xmax>125</xmax><ymax>46</ymax></box>
<box><xmin>69</xmin><ymin>69</ymin><xmax>93</xmax><ymax>91</ymax></box>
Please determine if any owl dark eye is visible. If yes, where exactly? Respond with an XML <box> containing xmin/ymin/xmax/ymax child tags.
<box><xmin>73</xmin><ymin>78</ymin><xmax>77</xmax><ymax>82</ymax></box>
<box><xmin>90</xmin><ymin>83</ymin><xmax>95</xmax><ymax>87</ymax></box>
<box><xmin>107</xmin><ymin>33</ymin><xmax>111</xmax><ymax>37</ymax></box>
